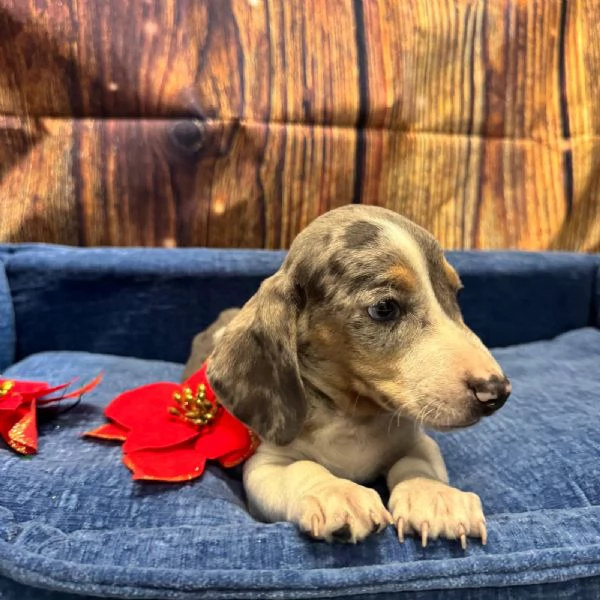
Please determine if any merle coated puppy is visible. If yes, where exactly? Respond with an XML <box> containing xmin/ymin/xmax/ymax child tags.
<box><xmin>185</xmin><ymin>205</ymin><xmax>511</xmax><ymax>546</ymax></box>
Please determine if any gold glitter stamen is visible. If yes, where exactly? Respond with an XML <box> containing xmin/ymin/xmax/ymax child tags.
<box><xmin>8</xmin><ymin>413</ymin><xmax>34</xmax><ymax>454</ymax></box>
<box><xmin>8</xmin><ymin>440</ymin><xmax>29</xmax><ymax>454</ymax></box>
<box><xmin>0</xmin><ymin>380</ymin><xmax>15</xmax><ymax>397</ymax></box>
<box><xmin>168</xmin><ymin>383</ymin><xmax>219</xmax><ymax>426</ymax></box>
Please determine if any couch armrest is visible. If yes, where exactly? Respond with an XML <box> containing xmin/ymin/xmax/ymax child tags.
<box><xmin>448</xmin><ymin>250</ymin><xmax>599</xmax><ymax>348</ymax></box>
<box><xmin>4</xmin><ymin>245</ymin><xmax>285</xmax><ymax>364</ymax></box>
<box><xmin>0</xmin><ymin>253</ymin><xmax>15</xmax><ymax>370</ymax></box>
<box><xmin>2</xmin><ymin>245</ymin><xmax>598</xmax><ymax>364</ymax></box>
<box><xmin>595</xmin><ymin>265</ymin><xmax>600</xmax><ymax>328</ymax></box>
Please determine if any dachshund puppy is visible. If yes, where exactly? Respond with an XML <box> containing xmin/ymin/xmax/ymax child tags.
<box><xmin>185</xmin><ymin>205</ymin><xmax>511</xmax><ymax>546</ymax></box>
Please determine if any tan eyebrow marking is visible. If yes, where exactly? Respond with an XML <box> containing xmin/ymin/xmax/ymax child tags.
<box><xmin>386</xmin><ymin>264</ymin><xmax>419</xmax><ymax>291</ymax></box>
<box><xmin>443</xmin><ymin>259</ymin><xmax>462</xmax><ymax>289</ymax></box>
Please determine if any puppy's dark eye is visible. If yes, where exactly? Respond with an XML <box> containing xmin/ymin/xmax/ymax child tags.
<box><xmin>367</xmin><ymin>300</ymin><xmax>401</xmax><ymax>322</ymax></box>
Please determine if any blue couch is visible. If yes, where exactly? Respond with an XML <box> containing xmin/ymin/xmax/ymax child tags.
<box><xmin>1</xmin><ymin>244</ymin><xmax>599</xmax><ymax>600</ymax></box>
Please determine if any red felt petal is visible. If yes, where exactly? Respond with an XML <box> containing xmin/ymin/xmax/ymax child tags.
<box><xmin>183</xmin><ymin>363</ymin><xmax>215</xmax><ymax>401</ymax></box>
<box><xmin>4</xmin><ymin>379</ymin><xmax>50</xmax><ymax>393</ymax></box>
<box><xmin>3</xmin><ymin>378</ymin><xmax>97</xmax><ymax>406</ymax></box>
<box><xmin>51</xmin><ymin>374</ymin><xmax>104</xmax><ymax>401</ymax></box>
<box><xmin>216</xmin><ymin>448</ymin><xmax>247</xmax><ymax>468</ymax></box>
<box><xmin>84</xmin><ymin>422</ymin><xmax>128</xmax><ymax>441</ymax></box>
<box><xmin>29</xmin><ymin>382</ymin><xmax>70</xmax><ymax>399</ymax></box>
<box><xmin>123</xmin><ymin>440</ymin><xmax>206</xmax><ymax>482</ymax></box>
<box><xmin>37</xmin><ymin>375</ymin><xmax>103</xmax><ymax>405</ymax></box>
<box><xmin>104</xmin><ymin>383</ymin><xmax>181</xmax><ymax>429</ymax></box>
<box><xmin>122</xmin><ymin>416</ymin><xmax>199</xmax><ymax>453</ymax></box>
<box><xmin>217</xmin><ymin>432</ymin><xmax>261</xmax><ymax>468</ymax></box>
<box><xmin>0</xmin><ymin>394</ymin><xmax>25</xmax><ymax>411</ymax></box>
<box><xmin>193</xmin><ymin>408</ymin><xmax>255</xmax><ymax>460</ymax></box>
<box><xmin>0</xmin><ymin>411</ymin><xmax>19</xmax><ymax>447</ymax></box>
<box><xmin>1</xmin><ymin>379</ymin><xmax>51</xmax><ymax>399</ymax></box>
<box><xmin>6</xmin><ymin>402</ymin><xmax>37</xmax><ymax>454</ymax></box>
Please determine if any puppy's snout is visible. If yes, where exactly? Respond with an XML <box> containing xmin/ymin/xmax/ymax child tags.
<box><xmin>467</xmin><ymin>375</ymin><xmax>511</xmax><ymax>416</ymax></box>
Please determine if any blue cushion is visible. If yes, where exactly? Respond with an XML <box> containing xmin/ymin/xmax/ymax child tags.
<box><xmin>2</xmin><ymin>244</ymin><xmax>285</xmax><ymax>365</ymax></box>
<box><xmin>0</xmin><ymin>256</ymin><xmax>15</xmax><ymax>371</ymax></box>
<box><xmin>596</xmin><ymin>267</ymin><xmax>600</xmax><ymax>327</ymax></box>
<box><xmin>1</xmin><ymin>328</ymin><xmax>600</xmax><ymax>599</ymax></box>
<box><xmin>447</xmin><ymin>250</ymin><xmax>599</xmax><ymax>347</ymax></box>
<box><xmin>2</xmin><ymin>245</ymin><xmax>598</xmax><ymax>365</ymax></box>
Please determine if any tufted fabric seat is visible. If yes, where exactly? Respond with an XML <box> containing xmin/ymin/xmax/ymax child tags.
<box><xmin>0</xmin><ymin>245</ymin><xmax>599</xmax><ymax>599</ymax></box>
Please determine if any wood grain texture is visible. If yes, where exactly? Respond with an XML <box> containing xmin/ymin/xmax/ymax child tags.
<box><xmin>0</xmin><ymin>0</ymin><xmax>599</xmax><ymax>251</ymax></box>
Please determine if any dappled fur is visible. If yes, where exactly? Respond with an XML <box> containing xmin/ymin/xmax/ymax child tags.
<box><xmin>187</xmin><ymin>205</ymin><xmax>511</xmax><ymax>545</ymax></box>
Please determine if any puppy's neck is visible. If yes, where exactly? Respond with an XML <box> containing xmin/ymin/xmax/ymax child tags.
<box><xmin>302</xmin><ymin>375</ymin><xmax>385</xmax><ymax>420</ymax></box>
<box><xmin>339</xmin><ymin>390</ymin><xmax>384</xmax><ymax>417</ymax></box>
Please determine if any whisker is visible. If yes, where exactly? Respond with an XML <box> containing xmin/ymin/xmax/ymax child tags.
<box><xmin>414</xmin><ymin>396</ymin><xmax>437</xmax><ymax>429</ymax></box>
<box><xmin>387</xmin><ymin>408</ymin><xmax>399</xmax><ymax>433</ymax></box>
<box><xmin>387</xmin><ymin>406</ymin><xmax>405</xmax><ymax>434</ymax></box>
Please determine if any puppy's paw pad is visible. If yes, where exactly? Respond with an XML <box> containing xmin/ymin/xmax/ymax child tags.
<box><xmin>293</xmin><ymin>479</ymin><xmax>392</xmax><ymax>543</ymax></box>
<box><xmin>389</xmin><ymin>478</ymin><xmax>486</xmax><ymax>548</ymax></box>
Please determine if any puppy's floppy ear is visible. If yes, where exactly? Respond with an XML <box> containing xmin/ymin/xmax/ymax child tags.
<box><xmin>206</xmin><ymin>273</ymin><xmax>306</xmax><ymax>445</ymax></box>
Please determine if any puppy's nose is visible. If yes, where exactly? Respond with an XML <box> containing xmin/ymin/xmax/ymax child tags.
<box><xmin>468</xmin><ymin>376</ymin><xmax>511</xmax><ymax>416</ymax></box>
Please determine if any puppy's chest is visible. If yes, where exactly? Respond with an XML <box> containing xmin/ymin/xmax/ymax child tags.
<box><xmin>295</xmin><ymin>414</ymin><xmax>412</xmax><ymax>483</ymax></box>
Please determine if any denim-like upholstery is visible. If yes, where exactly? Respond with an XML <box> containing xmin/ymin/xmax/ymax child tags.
<box><xmin>1</xmin><ymin>246</ymin><xmax>598</xmax><ymax>364</ymax></box>
<box><xmin>0</xmin><ymin>253</ymin><xmax>15</xmax><ymax>371</ymax></box>
<box><xmin>2</xmin><ymin>244</ymin><xmax>286</xmax><ymax>365</ymax></box>
<box><xmin>0</xmin><ymin>245</ymin><xmax>599</xmax><ymax>599</ymax></box>
<box><xmin>595</xmin><ymin>267</ymin><xmax>600</xmax><ymax>326</ymax></box>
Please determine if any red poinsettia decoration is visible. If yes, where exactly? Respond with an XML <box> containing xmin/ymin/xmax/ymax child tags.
<box><xmin>85</xmin><ymin>362</ymin><xmax>260</xmax><ymax>482</ymax></box>
<box><xmin>0</xmin><ymin>376</ymin><xmax>102</xmax><ymax>454</ymax></box>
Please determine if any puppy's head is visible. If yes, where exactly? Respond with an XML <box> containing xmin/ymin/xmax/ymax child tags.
<box><xmin>207</xmin><ymin>205</ymin><xmax>511</xmax><ymax>444</ymax></box>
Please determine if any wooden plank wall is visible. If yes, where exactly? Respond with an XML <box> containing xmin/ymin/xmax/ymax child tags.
<box><xmin>0</xmin><ymin>0</ymin><xmax>599</xmax><ymax>251</ymax></box>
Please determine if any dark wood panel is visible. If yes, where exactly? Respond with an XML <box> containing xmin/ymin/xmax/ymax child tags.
<box><xmin>1</xmin><ymin>0</ymin><xmax>599</xmax><ymax>251</ymax></box>
<box><xmin>566</xmin><ymin>0</ymin><xmax>600</xmax><ymax>137</ymax></box>
<box><xmin>0</xmin><ymin>119</ymin><xmax>357</xmax><ymax>248</ymax></box>
<box><xmin>0</xmin><ymin>117</ymin><xmax>78</xmax><ymax>245</ymax></box>
<box><xmin>550</xmin><ymin>138</ymin><xmax>600</xmax><ymax>253</ymax></box>
<box><xmin>0</xmin><ymin>0</ymin><xmax>360</xmax><ymax>122</ymax></box>
<box><xmin>1</xmin><ymin>118</ymin><xmax>589</xmax><ymax>250</ymax></box>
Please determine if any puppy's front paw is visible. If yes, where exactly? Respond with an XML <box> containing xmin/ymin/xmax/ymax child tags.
<box><xmin>290</xmin><ymin>479</ymin><xmax>393</xmax><ymax>543</ymax></box>
<box><xmin>389</xmin><ymin>478</ymin><xmax>486</xmax><ymax>548</ymax></box>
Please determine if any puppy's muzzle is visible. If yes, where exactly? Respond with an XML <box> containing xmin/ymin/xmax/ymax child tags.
<box><xmin>467</xmin><ymin>376</ymin><xmax>512</xmax><ymax>416</ymax></box>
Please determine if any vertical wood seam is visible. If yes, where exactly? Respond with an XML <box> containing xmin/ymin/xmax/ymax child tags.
<box><xmin>351</xmin><ymin>0</ymin><xmax>367</xmax><ymax>205</ymax></box>
<box><xmin>559</xmin><ymin>0</ymin><xmax>573</xmax><ymax>218</ymax></box>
